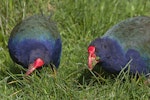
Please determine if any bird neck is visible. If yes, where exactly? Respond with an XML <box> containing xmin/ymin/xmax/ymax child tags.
<box><xmin>101</xmin><ymin>37</ymin><xmax>149</xmax><ymax>74</ymax></box>
<box><xmin>98</xmin><ymin>37</ymin><xmax>127</xmax><ymax>73</ymax></box>
<box><xmin>125</xmin><ymin>49</ymin><xmax>149</xmax><ymax>74</ymax></box>
<box><xmin>29</xmin><ymin>48</ymin><xmax>50</xmax><ymax>65</ymax></box>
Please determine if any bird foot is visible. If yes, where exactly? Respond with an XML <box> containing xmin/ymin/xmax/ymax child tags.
<box><xmin>144</xmin><ymin>73</ymin><xmax>150</xmax><ymax>85</ymax></box>
<box><xmin>144</xmin><ymin>78</ymin><xmax>150</xmax><ymax>85</ymax></box>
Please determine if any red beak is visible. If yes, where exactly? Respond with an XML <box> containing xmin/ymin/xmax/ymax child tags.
<box><xmin>88</xmin><ymin>46</ymin><xmax>100</xmax><ymax>70</ymax></box>
<box><xmin>25</xmin><ymin>58</ymin><xmax>44</xmax><ymax>75</ymax></box>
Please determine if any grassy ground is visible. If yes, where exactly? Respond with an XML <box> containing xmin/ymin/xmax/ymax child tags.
<box><xmin>0</xmin><ymin>0</ymin><xmax>150</xmax><ymax>99</ymax></box>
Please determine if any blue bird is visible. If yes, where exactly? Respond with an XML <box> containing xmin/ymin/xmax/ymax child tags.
<box><xmin>88</xmin><ymin>16</ymin><xmax>150</xmax><ymax>75</ymax></box>
<box><xmin>8</xmin><ymin>15</ymin><xmax>62</xmax><ymax>75</ymax></box>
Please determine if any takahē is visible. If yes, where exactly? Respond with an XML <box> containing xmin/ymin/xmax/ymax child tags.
<box><xmin>8</xmin><ymin>14</ymin><xmax>62</xmax><ymax>75</ymax></box>
<box><xmin>88</xmin><ymin>16</ymin><xmax>150</xmax><ymax>76</ymax></box>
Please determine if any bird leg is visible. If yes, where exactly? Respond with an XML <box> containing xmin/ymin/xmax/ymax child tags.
<box><xmin>144</xmin><ymin>74</ymin><xmax>150</xmax><ymax>85</ymax></box>
<box><xmin>50</xmin><ymin>64</ymin><xmax>57</xmax><ymax>77</ymax></box>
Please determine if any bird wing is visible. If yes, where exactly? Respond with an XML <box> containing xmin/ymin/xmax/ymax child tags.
<box><xmin>103</xmin><ymin>16</ymin><xmax>150</xmax><ymax>57</ymax></box>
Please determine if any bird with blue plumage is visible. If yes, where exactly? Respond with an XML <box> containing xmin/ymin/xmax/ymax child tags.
<box><xmin>8</xmin><ymin>14</ymin><xmax>62</xmax><ymax>75</ymax></box>
<box><xmin>88</xmin><ymin>16</ymin><xmax>150</xmax><ymax>76</ymax></box>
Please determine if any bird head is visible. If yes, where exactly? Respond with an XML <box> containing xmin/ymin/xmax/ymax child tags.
<box><xmin>24</xmin><ymin>43</ymin><xmax>52</xmax><ymax>76</ymax></box>
<box><xmin>87</xmin><ymin>37</ymin><xmax>126</xmax><ymax>72</ymax></box>
<box><xmin>87</xmin><ymin>37</ymin><xmax>116</xmax><ymax>70</ymax></box>
<box><xmin>88</xmin><ymin>46</ymin><xmax>100</xmax><ymax>70</ymax></box>
<box><xmin>25</xmin><ymin>58</ymin><xmax>44</xmax><ymax>75</ymax></box>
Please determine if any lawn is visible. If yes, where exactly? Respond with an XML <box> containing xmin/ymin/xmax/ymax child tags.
<box><xmin>0</xmin><ymin>0</ymin><xmax>150</xmax><ymax>99</ymax></box>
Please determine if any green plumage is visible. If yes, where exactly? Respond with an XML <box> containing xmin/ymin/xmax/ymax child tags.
<box><xmin>103</xmin><ymin>16</ymin><xmax>150</xmax><ymax>59</ymax></box>
<box><xmin>10</xmin><ymin>15</ymin><xmax>60</xmax><ymax>42</ymax></box>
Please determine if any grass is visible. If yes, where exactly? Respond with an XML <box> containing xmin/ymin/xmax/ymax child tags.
<box><xmin>0</xmin><ymin>0</ymin><xmax>150</xmax><ymax>99</ymax></box>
